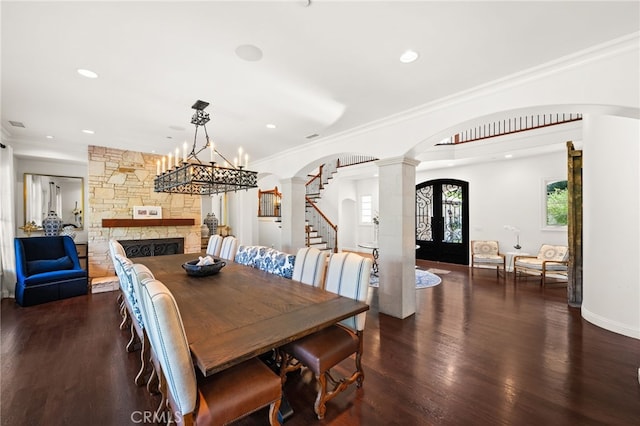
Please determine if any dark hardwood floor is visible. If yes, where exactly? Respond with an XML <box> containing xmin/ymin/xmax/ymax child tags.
<box><xmin>2</xmin><ymin>261</ymin><xmax>639</xmax><ymax>425</ymax></box>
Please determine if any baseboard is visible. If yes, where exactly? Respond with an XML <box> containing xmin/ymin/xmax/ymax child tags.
<box><xmin>581</xmin><ymin>307</ymin><xmax>640</xmax><ymax>339</ymax></box>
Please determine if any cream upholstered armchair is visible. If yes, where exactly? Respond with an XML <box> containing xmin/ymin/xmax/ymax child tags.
<box><xmin>471</xmin><ymin>240</ymin><xmax>506</xmax><ymax>277</ymax></box>
<box><xmin>514</xmin><ymin>244</ymin><xmax>569</xmax><ymax>286</ymax></box>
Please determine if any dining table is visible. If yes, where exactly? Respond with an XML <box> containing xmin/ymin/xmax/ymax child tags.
<box><xmin>137</xmin><ymin>252</ymin><xmax>370</xmax><ymax>377</ymax></box>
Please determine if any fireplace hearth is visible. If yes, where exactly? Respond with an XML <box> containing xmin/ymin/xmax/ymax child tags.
<box><xmin>118</xmin><ymin>238</ymin><xmax>184</xmax><ymax>258</ymax></box>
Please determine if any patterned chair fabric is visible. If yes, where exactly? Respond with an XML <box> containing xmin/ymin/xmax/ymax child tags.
<box><xmin>514</xmin><ymin>244</ymin><xmax>569</xmax><ymax>286</ymax></box>
<box><xmin>279</xmin><ymin>252</ymin><xmax>372</xmax><ymax>420</ymax></box>
<box><xmin>292</xmin><ymin>247</ymin><xmax>328</xmax><ymax>287</ymax></box>
<box><xmin>234</xmin><ymin>245</ymin><xmax>260</xmax><ymax>267</ymax></box>
<box><xmin>206</xmin><ymin>235</ymin><xmax>224</xmax><ymax>257</ymax></box>
<box><xmin>219</xmin><ymin>236</ymin><xmax>238</xmax><ymax>261</ymax></box>
<box><xmin>141</xmin><ymin>278</ymin><xmax>282</xmax><ymax>425</ymax></box>
<box><xmin>471</xmin><ymin>240</ymin><xmax>505</xmax><ymax>278</ymax></box>
<box><xmin>234</xmin><ymin>245</ymin><xmax>296</xmax><ymax>279</ymax></box>
<box><xmin>114</xmin><ymin>253</ymin><xmax>144</xmax><ymax>330</ymax></box>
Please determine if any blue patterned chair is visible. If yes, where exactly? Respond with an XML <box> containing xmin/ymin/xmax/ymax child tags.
<box><xmin>234</xmin><ymin>245</ymin><xmax>296</xmax><ymax>279</ymax></box>
<box><xmin>234</xmin><ymin>245</ymin><xmax>261</xmax><ymax>267</ymax></box>
<box><xmin>14</xmin><ymin>236</ymin><xmax>88</xmax><ymax>307</ymax></box>
<box><xmin>258</xmin><ymin>248</ymin><xmax>296</xmax><ymax>279</ymax></box>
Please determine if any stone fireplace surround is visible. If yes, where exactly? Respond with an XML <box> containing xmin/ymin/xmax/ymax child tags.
<box><xmin>88</xmin><ymin>145</ymin><xmax>201</xmax><ymax>280</ymax></box>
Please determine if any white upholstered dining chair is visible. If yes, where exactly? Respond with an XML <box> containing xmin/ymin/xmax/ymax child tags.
<box><xmin>140</xmin><ymin>278</ymin><xmax>282</xmax><ymax>426</ymax></box>
<box><xmin>205</xmin><ymin>235</ymin><xmax>223</xmax><ymax>257</ymax></box>
<box><xmin>291</xmin><ymin>247</ymin><xmax>328</xmax><ymax>288</ymax></box>
<box><xmin>279</xmin><ymin>252</ymin><xmax>372</xmax><ymax>419</ymax></box>
<box><xmin>218</xmin><ymin>236</ymin><xmax>238</xmax><ymax>261</ymax></box>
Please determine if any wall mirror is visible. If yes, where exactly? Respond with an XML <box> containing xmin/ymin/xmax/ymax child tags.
<box><xmin>24</xmin><ymin>173</ymin><xmax>84</xmax><ymax>230</ymax></box>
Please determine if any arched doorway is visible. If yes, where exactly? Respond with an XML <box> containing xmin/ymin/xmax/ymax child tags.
<box><xmin>416</xmin><ymin>179</ymin><xmax>469</xmax><ymax>265</ymax></box>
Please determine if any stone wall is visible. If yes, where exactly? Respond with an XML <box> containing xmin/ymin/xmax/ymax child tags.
<box><xmin>88</xmin><ymin>145</ymin><xmax>201</xmax><ymax>278</ymax></box>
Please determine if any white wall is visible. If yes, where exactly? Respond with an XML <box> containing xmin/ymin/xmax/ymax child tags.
<box><xmin>416</xmin><ymin>150</ymin><xmax>569</xmax><ymax>255</ymax></box>
<box><xmin>581</xmin><ymin>114</ymin><xmax>640</xmax><ymax>339</ymax></box>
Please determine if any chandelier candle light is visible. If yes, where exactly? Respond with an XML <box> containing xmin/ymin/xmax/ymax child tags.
<box><xmin>154</xmin><ymin>100</ymin><xmax>258</xmax><ymax>195</ymax></box>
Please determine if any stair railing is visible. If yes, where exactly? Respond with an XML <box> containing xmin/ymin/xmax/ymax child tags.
<box><xmin>305</xmin><ymin>196</ymin><xmax>338</xmax><ymax>253</ymax></box>
<box><xmin>258</xmin><ymin>186</ymin><xmax>282</xmax><ymax>218</ymax></box>
<box><xmin>306</xmin><ymin>164</ymin><xmax>324</xmax><ymax>197</ymax></box>
<box><xmin>439</xmin><ymin>113</ymin><xmax>583</xmax><ymax>145</ymax></box>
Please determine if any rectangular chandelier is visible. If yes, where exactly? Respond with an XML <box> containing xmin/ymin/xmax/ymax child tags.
<box><xmin>153</xmin><ymin>100</ymin><xmax>258</xmax><ymax>195</ymax></box>
<box><xmin>154</xmin><ymin>162</ymin><xmax>257</xmax><ymax>195</ymax></box>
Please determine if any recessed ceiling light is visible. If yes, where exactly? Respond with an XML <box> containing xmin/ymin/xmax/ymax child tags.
<box><xmin>235</xmin><ymin>44</ymin><xmax>263</xmax><ymax>62</ymax></box>
<box><xmin>82</xmin><ymin>129</ymin><xmax>95</xmax><ymax>134</ymax></box>
<box><xmin>45</xmin><ymin>135</ymin><xmax>54</xmax><ymax>139</ymax></box>
<box><xmin>505</xmin><ymin>154</ymin><xmax>513</xmax><ymax>159</ymax></box>
<box><xmin>399</xmin><ymin>50</ymin><xmax>419</xmax><ymax>63</ymax></box>
<box><xmin>266</xmin><ymin>124</ymin><xmax>276</xmax><ymax>129</ymax></box>
<box><xmin>77</xmin><ymin>68</ymin><xmax>98</xmax><ymax>79</ymax></box>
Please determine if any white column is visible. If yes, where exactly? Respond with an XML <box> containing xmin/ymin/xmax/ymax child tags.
<box><xmin>376</xmin><ymin>156</ymin><xmax>420</xmax><ymax>319</ymax></box>
<box><xmin>280</xmin><ymin>177</ymin><xmax>307</xmax><ymax>254</ymax></box>
<box><xmin>230</xmin><ymin>189</ymin><xmax>258</xmax><ymax>245</ymax></box>
<box><xmin>581</xmin><ymin>114</ymin><xmax>640</xmax><ymax>338</ymax></box>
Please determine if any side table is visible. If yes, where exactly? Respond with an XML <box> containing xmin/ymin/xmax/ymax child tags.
<box><xmin>505</xmin><ymin>251</ymin><xmax>530</xmax><ymax>273</ymax></box>
<box><xmin>357</xmin><ymin>242</ymin><xmax>379</xmax><ymax>276</ymax></box>
<box><xmin>75</xmin><ymin>243</ymin><xmax>88</xmax><ymax>273</ymax></box>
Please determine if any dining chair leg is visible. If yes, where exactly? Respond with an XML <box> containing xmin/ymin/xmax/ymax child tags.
<box><xmin>268</xmin><ymin>398</ymin><xmax>282</xmax><ymax>426</ymax></box>
<box><xmin>126</xmin><ymin>322</ymin><xmax>140</xmax><ymax>352</ymax></box>
<box><xmin>314</xmin><ymin>372</ymin><xmax>328</xmax><ymax>420</ymax></box>
<box><xmin>119</xmin><ymin>303</ymin><xmax>129</xmax><ymax>330</ymax></box>
<box><xmin>155</xmin><ymin>373</ymin><xmax>168</xmax><ymax>421</ymax></box>
<box><xmin>147</xmin><ymin>365</ymin><xmax>159</xmax><ymax>394</ymax></box>
<box><xmin>134</xmin><ymin>334</ymin><xmax>150</xmax><ymax>386</ymax></box>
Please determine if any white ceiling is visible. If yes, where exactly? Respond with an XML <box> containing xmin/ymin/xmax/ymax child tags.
<box><xmin>2</xmin><ymin>1</ymin><xmax>639</xmax><ymax>164</ymax></box>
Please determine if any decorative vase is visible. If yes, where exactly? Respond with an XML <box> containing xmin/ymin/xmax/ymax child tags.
<box><xmin>42</xmin><ymin>211</ymin><xmax>63</xmax><ymax>236</ymax></box>
<box><xmin>61</xmin><ymin>225</ymin><xmax>77</xmax><ymax>241</ymax></box>
<box><xmin>204</xmin><ymin>212</ymin><xmax>218</xmax><ymax>236</ymax></box>
<box><xmin>200</xmin><ymin>224</ymin><xmax>210</xmax><ymax>238</ymax></box>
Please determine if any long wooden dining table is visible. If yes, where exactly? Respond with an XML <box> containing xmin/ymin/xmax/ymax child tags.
<box><xmin>137</xmin><ymin>252</ymin><xmax>370</xmax><ymax>377</ymax></box>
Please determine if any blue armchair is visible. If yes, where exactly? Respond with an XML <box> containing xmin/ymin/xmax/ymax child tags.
<box><xmin>14</xmin><ymin>236</ymin><xmax>88</xmax><ymax>306</ymax></box>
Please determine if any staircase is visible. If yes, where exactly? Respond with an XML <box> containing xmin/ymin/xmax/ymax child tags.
<box><xmin>305</xmin><ymin>223</ymin><xmax>330</xmax><ymax>252</ymax></box>
<box><xmin>304</xmin><ymin>155</ymin><xmax>378</xmax><ymax>253</ymax></box>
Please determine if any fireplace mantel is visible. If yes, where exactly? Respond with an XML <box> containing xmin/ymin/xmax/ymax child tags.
<box><xmin>102</xmin><ymin>218</ymin><xmax>195</xmax><ymax>228</ymax></box>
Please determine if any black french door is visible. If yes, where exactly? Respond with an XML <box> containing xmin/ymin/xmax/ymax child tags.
<box><xmin>415</xmin><ymin>179</ymin><xmax>469</xmax><ymax>265</ymax></box>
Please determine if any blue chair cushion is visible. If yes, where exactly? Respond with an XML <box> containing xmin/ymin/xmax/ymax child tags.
<box><xmin>23</xmin><ymin>269</ymin><xmax>87</xmax><ymax>286</ymax></box>
<box><xmin>27</xmin><ymin>256</ymin><xmax>74</xmax><ymax>275</ymax></box>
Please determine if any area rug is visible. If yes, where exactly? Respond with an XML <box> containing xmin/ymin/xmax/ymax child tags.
<box><xmin>369</xmin><ymin>269</ymin><xmax>441</xmax><ymax>289</ymax></box>
<box><xmin>427</xmin><ymin>268</ymin><xmax>451</xmax><ymax>275</ymax></box>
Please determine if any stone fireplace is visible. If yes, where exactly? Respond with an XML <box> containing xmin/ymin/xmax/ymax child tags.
<box><xmin>88</xmin><ymin>145</ymin><xmax>201</xmax><ymax>279</ymax></box>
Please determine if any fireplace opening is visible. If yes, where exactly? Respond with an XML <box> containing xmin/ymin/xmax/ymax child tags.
<box><xmin>118</xmin><ymin>238</ymin><xmax>184</xmax><ymax>258</ymax></box>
